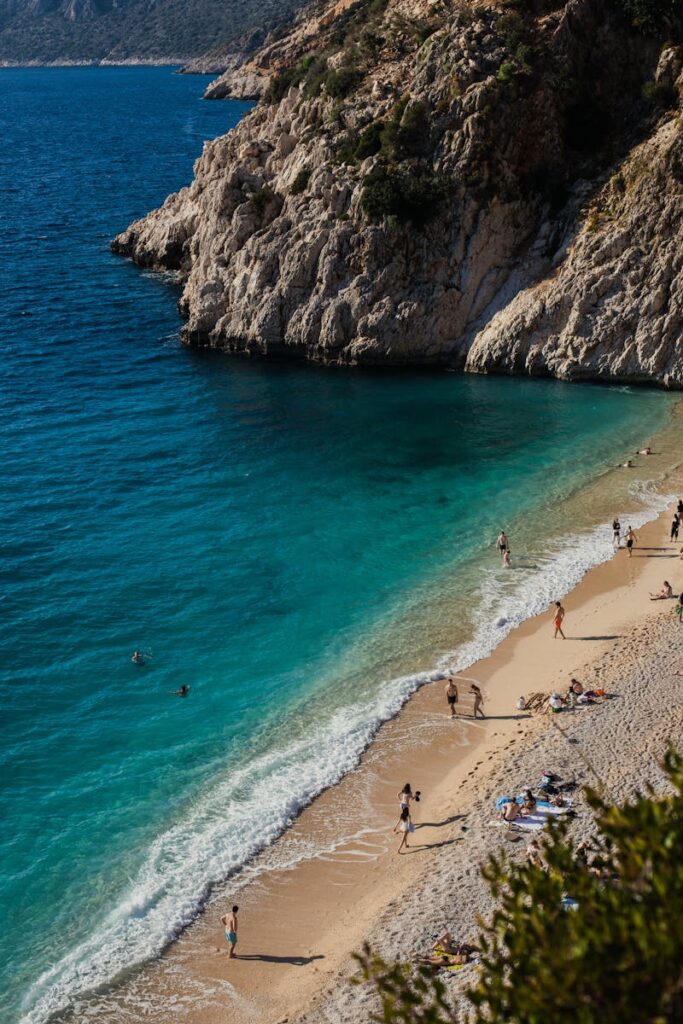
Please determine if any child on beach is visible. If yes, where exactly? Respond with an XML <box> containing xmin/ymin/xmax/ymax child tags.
<box><xmin>650</xmin><ymin>581</ymin><xmax>673</xmax><ymax>601</ymax></box>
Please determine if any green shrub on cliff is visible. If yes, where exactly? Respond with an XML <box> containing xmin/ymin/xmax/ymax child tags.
<box><xmin>361</xmin><ymin>166</ymin><xmax>452</xmax><ymax>225</ymax></box>
<box><xmin>619</xmin><ymin>0</ymin><xmax>679</xmax><ymax>32</ymax></box>
<box><xmin>355</xmin><ymin>747</ymin><xmax>683</xmax><ymax>1024</ymax></box>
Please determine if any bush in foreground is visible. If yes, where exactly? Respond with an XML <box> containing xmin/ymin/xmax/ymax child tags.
<box><xmin>355</xmin><ymin>747</ymin><xmax>683</xmax><ymax>1023</ymax></box>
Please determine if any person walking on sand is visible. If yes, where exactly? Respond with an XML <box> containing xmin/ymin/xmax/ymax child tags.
<box><xmin>445</xmin><ymin>677</ymin><xmax>459</xmax><ymax>717</ymax></box>
<box><xmin>469</xmin><ymin>682</ymin><xmax>485</xmax><ymax>719</ymax></box>
<box><xmin>396</xmin><ymin>783</ymin><xmax>419</xmax><ymax>821</ymax></box>
<box><xmin>678</xmin><ymin>498</ymin><xmax>683</xmax><ymax>520</ymax></box>
<box><xmin>612</xmin><ymin>517</ymin><xmax>621</xmax><ymax>549</ymax></box>
<box><xmin>552</xmin><ymin>601</ymin><xmax>566</xmax><ymax>639</ymax></box>
<box><xmin>624</xmin><ymin>526</ymin><xmax>638</xmax><ymax>557</ymax></box>
<box><xmin>395</xmin><ymin>802</ymin><xmax>411</xmax><ymax>851</ymax></box>
<box><xmin>497</xmin><ymin>530</ymin><xmax>508</xmax><ymax>562</ymax></box>
<box><xmin>221</xmin><ymin>905</ymin><xmax>239</xmax><ymax>958</ymax></box>
<box><xmin>671</xmin><ymin>515</ymin><xmax>680</xmax><ymax>542</ymax></box>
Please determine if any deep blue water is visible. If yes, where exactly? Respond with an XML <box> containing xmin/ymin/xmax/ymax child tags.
<box><xmin>0</xmin><ymin>67</ymin><xmax>675</xmax><ymax>1024</ymax></box>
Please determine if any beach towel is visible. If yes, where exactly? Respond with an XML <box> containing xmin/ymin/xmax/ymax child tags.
<box><xmin>510</xmin><ymin>799</ymin><xmax>572</xmax><ymax>830</ymax></box>
<box><xmin>492</xmin><ymin>797</ymin><xmax>572</xmax><ymax>830</ymax></box>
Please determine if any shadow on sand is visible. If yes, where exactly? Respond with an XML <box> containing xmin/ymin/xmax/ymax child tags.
<box><xmin>235</xmin><ymin>953</ymin><xmax>325</xmax><ymax>965</ymax></box>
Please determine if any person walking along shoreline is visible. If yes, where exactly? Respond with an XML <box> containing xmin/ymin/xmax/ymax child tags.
<box><xmin>552</xmin><ymin>601</ymin><xmax>566</xmax><ymax>639</ymax></box>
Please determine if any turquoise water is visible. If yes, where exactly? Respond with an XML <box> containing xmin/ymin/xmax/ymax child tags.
<box><xmin>0</xmin><ymin>68</ymin><xmax>676</xmax><ymax>1024</ymax></box>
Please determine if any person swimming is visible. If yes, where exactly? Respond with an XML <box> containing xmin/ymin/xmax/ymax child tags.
<box><xmin>132</xmin><ymin>649</ymin><xmax>144</xmax><ymax>665</ymax></box>
<box><xmin>171</xmin><ymin>685</ymin><xmax>190</xmax><ymax>697</ymax></box>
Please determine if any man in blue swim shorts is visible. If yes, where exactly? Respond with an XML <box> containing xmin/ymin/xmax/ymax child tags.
<box><xmin>221</xmin><ymin>904</ymin><xmax>239</xmax><ymax>958</ymax></box>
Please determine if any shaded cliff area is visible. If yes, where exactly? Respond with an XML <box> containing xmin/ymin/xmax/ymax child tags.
<box><xmin>113</xmin><ymin>0</ymin><xmax>683</xmax><ymax>386</ymax></box>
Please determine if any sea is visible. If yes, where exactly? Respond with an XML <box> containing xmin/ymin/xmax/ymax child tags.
<box><xmin>0</xmin><ymin>66</ymin><xmax>679</xmax><ymax>1024</ymax></box>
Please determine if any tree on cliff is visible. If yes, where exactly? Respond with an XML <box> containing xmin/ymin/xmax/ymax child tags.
<box><xmin>354</xmin><ymin>748</ymin><xmax>683</xmax><ymax>1023</ymax></box>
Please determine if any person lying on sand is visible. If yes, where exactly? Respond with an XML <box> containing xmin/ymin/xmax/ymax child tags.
<box><xmin>650</xmin><ymin>581</ymin><xmax>673</xmax><ymax>600</ymax></box>
<box><xmin>422</xmin><ymin>936</ymin><xmax>478</xmax><ymax>966</ymax></box>
<box><xmin>636</xmin><ymin>447</ymin><xmax>652</xmax><ymax>455</ymax></box>
<box><xmin>418</xmin><ymin>951</ymin><xmax>472</xmax><ymax>968</ymax></box>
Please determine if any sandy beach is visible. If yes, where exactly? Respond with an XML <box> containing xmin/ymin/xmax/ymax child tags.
<box><xmin>70</xmin><ymin>469</ymin><xmax>683</xmax><ymax>1024</ymax></box>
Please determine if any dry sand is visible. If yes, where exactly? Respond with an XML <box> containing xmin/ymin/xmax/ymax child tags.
<box><xmin>77</xmin><ymin>490</ymin><xmax>683</xmax><ymax>1024</ymax></box>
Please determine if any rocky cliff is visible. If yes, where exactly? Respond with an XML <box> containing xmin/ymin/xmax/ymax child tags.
<box><xmin>113</xmin><ymin>0</ymin><xmax>683</xmax><ymax>386</ymax></box>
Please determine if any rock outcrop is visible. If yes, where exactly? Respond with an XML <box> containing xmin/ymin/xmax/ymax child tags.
<box><xmin>113</xmin><ymin>0</ymin><xmax>683</xmax><ymax>386</ymax></box>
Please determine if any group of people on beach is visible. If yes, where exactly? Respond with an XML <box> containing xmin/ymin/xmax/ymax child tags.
<box><xmin>219</xmin><ymin>496</ymin><xmax>683</xmax><ymax>951</ymax></box>
<box><xmin>444</xmin><ymin>678</ymin><xmax>485</xmax><ymax>719</ymax></box>
<box><xmin>611</xmin><ymin>518</ymin><xmax>638</xmax><ymax>555</ymax></box>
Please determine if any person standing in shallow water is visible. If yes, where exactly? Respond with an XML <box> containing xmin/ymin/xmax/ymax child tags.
<box><xmin>445</xmin><ymin>677</ymin><xmax>459</xmax><ymax>717</ymax></box>
<box><xmin>470</xmin><ymin>683</ymin><xmax>485</xmax><ymax>719</ymax></box>
<box><xmin>221</xmin><ymin>905</ymin><xmax>239</xmax><ymax>958</ymax></box>
<box><xmin>612</xmin><ymin>517</ymin><xmax>621</xmax><ymax>549</ymax></box>
<box><xmin>497</xmin><ymin>530</ymin><xmax>508</xmax><ymax>563</ymax></box>
<box><xmin>552</xmin><ymin>601</ymin><xmax>566</xmax><ymax>639</ymax></box>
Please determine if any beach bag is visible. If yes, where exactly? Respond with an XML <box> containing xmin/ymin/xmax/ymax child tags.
<box><xmin>408</xmin><ymin>823</ymin><xmax>416</xmax><ymax>833</ymax></box>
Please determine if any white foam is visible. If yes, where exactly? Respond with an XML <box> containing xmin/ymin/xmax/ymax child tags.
<box><xmin>20</xmin><ymin>485</ymin><xmax>674</xmax><ymax>1024</ymax></box>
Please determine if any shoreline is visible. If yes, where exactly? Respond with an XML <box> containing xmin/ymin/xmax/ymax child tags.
<box><xmin>59</xmin><ymin>459</ymin><xmax>683</xmax><ymax>1024</ymax></box>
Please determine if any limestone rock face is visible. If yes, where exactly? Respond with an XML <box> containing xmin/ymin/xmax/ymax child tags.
<box><xmin>466</xmin><ymin>115</ymin><xmax>683</xmax><ymax>387</ymax></box>
<box><xmin>113</xmin><ymin>0</ymin><xmax>683</xmax><ymax>386</ymax></box>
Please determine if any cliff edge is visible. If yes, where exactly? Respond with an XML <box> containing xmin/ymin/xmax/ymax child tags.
<box><xmin>113</xmin><ymin>0</ymin><xmax>683</xmax><ymax>386</ymax></box>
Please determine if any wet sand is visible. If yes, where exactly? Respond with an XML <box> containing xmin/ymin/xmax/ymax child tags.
<box><xmin>75</xmin><ymin>476</ymin><xmax>683</xmax><ymax>1024</ymax></box>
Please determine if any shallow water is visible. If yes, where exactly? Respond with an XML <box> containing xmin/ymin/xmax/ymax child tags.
<box><xmin>0</xmin><ymin>67</ymin><xmax>677</xmax><ymax>1024</ymax></box>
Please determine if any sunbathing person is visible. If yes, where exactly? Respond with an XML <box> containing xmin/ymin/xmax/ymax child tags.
<box><xmin>521</xmin><ymin>789</ymin><xmax>537</xmax><ymax>816</ymax></box>
<box><xmin>500</xmin><ymin>799</ymin><xmax>521</xmax><ymax>823</ymax></box>
<box><xmin>419</xmin><ymin>950</ymin><xmax>471</xmax><ymax>968</ymax></box>
<box><xmin>433</xmin><ymin>930</ymin><xmax>457</xmax><ymax>954</ymax></box>
<box><xmin>650</xmin><ymin>581</ymin><xmax>673</xmax><ymax>600</ymax></box>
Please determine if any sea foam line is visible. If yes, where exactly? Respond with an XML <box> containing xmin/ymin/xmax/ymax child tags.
<box><xmin>21</xmin><ymin>484</ymin><xmax>674</xmax><ymax>1024</ymax></box>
